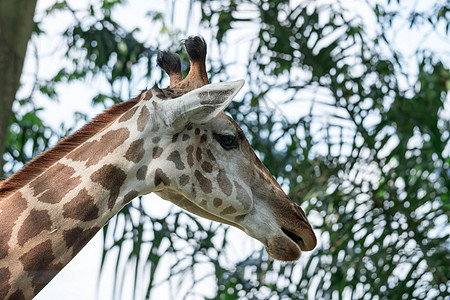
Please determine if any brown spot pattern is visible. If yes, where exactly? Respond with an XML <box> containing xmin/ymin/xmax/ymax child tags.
<box><xmin>137</xmin><ymin>106</ymin><xmax>150</xmax><ymax>132</ymax></box>
<box><xmin>123</xmin><ymin>190</ymin><xmax>139</xmax><ymax>204</ymax></box>
<box><xmin>0</xmin><ymin>97</ymin><xmax>140</xmax><ymax>200</ymax></box>
<box><xmin>201</xmin><ymin>161</ymin><xmax>213</xmax><ymax>173</ymax></box>
<box><xmin>0</xmin><ymin>267</ymin><xmax>11</xmax><ymax>300</ymax></box>
<box><xmin>151</xmin><ymin>123</ymin><xmax>160</xmax><ymax>132</ymax></box>
<box><xmin>31</xmin><ymin>163</ymin><xmax>81</xmax><ymax>204</ymax></box>
<box><xmin>234</xmin><ymin>181</ymin><xmax>252</xmax><ymax>210</ymax></box>
<box><xmin>186</xmin><ymin>145</ymin><xmax>194</xmax><ymax>167</ymax></box>
<box><xmin>136</xmin><ymin>165</ymin><xmax>147</xmax><ymax>180</ymax></box>
<box><xmin>213</xmin><ymin>198</ymin><xmax>223</xmax><ymax>208</ymax></box>
<box><xmin>195</xmin><ymin>128</ymin><xmax>200</xmax><ymax>135</ymax></box>
<box><xmin>90</xmin><ymin>164</ymin><xmax>127</xmax><ymax>209</ymax></box>
<box><xmin>8</xmin><ymin>290</ymin><xmax>25</xmax><ymax>300</ymax></box>
<box><xmin>167</xmin><ymin>151</ymin><xmax>185</xmax><ymax>170</ymax></box>
<box><xmin>124</xmin><ymin>139</ymin><xmax>145</xmax><ymax>163</ymax></box>
<box><xmin>143</xmin><ymin>90</ymin><xmax>153</xmax><ymax>100</ymax></box>
<box><xmin>63</xmin><ymin>188</ymin><xmax>99</xmax><ymax>222</ymax></box>
<box><xmin>17</xmin><ymin>209</ymin><xmax>52</xmax><ymax>246</ymax></box>
<box><xmin>194</xmin><ymin>170</ymin><xmax>212</xmax><ymax>193</ymax></box>
<box><xmin>19</xmin><ymin>240</ymin><xmax>63</xmax><ymax>294</ymax></box>
<box><xmin>66</xmin><ymin>128</ymin><xmax>130</xmax><ymax>167</ymax></box>
<box><xmin>63</xmin><ymin>227</ymin><xmax>100</xmax><ymax>257</ymax></box>
<box><xmin>206</xmin><ymin>149</ymin><xmax>216</xmax><ymax>161</ymax></box>
<box><xmin>0</xmin><ymin>192</ymin><xmax>27</xmax><ymax>259</ymax></box>
<box><xmin>152</xmin><ymin>137</ymin><xmax>161</xmax><ymax>144</ymax></box>
<box><xmin>118</xmin><ymin>106</ymin><xmax>139</xmax><ymax>123</ymax></box>
<box><xmin>179</xmin><ymin>175</ymin><xmax>190</xmax><ymax>186</ymax></box>
<box><xmin>152</xmin><ymin>146</ymin><xmax>163</xmax><ymax>159</ymax></box>
<box><xmin>200</xmin><ymin>134</ymin><xmax>207</xmax><ymax>143</ymax></box>
<box><xmin>221</xmin><ymin>206</ymin><xmax>237</xmax><ymax>215</ymax></box>
<box><xmin>171</xmin><ymin>133</ymin><xmax>179</xmax><ymax>143</ymax></box>
<box><xmin>217</xmin><ymin>170</ymin><xmax>233</xmax><ymax>196</ymax></box>
<box><xmin>182</xmin><ymin>134</ymin><xmax>190</xmax><ymax>141</ymax></box>
<box><xmin>154</xmin><ymin>168</ymin><xmax>170</xmax><ymax>187</ymax></box>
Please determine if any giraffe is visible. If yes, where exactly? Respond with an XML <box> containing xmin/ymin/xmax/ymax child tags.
<box><xmin>0</xmin><ymin>36</ymin><xmax>317</xmax><ymax>299</ymax></box>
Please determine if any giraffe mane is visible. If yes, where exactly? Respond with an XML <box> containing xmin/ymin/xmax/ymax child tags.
<box><xmin>0</xmin><ymin>92</ymin><xmax>144</xmax><ymax>199</ymax></box>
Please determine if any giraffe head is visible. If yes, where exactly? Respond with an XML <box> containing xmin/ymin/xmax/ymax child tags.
<box><xmin>145</xmin><ymin>36</ymin><xmax>316</xmax><ymax>260</ymax></box>
<box><xmin>0</xmin><ymin>36</ymin><xmax>316</xmax><ymax>300</ymax></box>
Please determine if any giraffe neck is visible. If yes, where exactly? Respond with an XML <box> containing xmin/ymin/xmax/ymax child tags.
<box><xmin>0</xmin><ymin>91</ymin><xmax>163</xmax><ymax>299</ymax></box>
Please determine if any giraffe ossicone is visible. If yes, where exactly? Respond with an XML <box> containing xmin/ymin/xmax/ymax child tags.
<box><xmin>0</xmin><ymin>35</ymin><xmax>316</xmax><ymax>299</ymax></box>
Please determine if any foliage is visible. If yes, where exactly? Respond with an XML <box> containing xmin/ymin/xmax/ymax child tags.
<box><xmin>3</xmin><ymin>0</ymin><xmax>449</xmax><ymax>299</ymax></box>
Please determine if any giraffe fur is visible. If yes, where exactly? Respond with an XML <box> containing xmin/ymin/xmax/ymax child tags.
<box><xmin>0</xmin><ymin>36</ymin><xmax>316</xmax><ymax>299</ymax></box>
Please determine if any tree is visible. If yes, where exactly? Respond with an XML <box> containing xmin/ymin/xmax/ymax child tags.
<box><xmin>1</xmin><ymin>0</ymin><xmax>449</xmax><ymax>299</ymax></box>
<box><xmin>0</xmin><ymin>0</ymin><xmax>38</xmax><ymax>179</ymax></box>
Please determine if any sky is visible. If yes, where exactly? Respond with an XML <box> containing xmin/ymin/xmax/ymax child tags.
<box><xmin>16</xmin><ymin>0</ymin><xmax>449</xmax><ymax>299</ymax></box>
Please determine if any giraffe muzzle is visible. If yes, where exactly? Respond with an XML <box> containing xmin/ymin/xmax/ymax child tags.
<box><xmin>261</xmin><ymin>201</ymin><xmax>317</xmax><ymax>261</ymax></box>
<box><xmin>264</xmin><ymin>225</ymin><xmax>316</xmax><ymax>261</ymax></box>
<box><xmin>281</xmin><ymin>203</ymin><xmax>317</xmax><ymax>251</ymax></box>
<box><xmin>282</xmin><ymin>203</ymin><xmax>317</xmax><ymax>251</ymax></box>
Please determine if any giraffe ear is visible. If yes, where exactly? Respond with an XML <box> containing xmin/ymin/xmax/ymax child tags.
<box><xmin>164</xmin><ymin>79</ymin><xmax>245</xmax><ymax>130</ymax></box>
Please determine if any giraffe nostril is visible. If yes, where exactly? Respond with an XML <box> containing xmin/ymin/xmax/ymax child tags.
<box><xmin>282</xmin><ymin>228</ymin><xmax>304</xmax><ymax>248</ymax></box>
<box><xmin>281</xmin><ymin>226</ymin><xmax>317</xmax><ymax>251</ymax></box>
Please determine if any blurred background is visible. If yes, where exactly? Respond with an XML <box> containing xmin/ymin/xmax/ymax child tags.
<box><xmin>0</xmin><ymin>0</ymin><xmax>449</xmax><ymax>299</ymax></box>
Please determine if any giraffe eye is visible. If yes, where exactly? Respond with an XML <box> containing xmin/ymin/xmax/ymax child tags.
<box><xmin>213</xmin><ymin>133</ymin><xmax>239</xmax><ymax>150</ymax></box>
